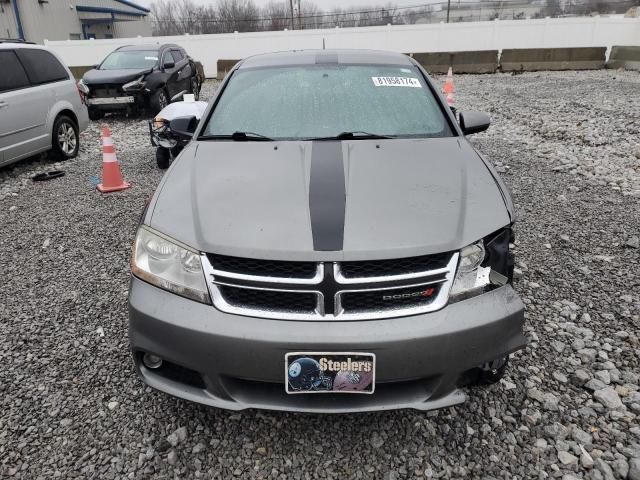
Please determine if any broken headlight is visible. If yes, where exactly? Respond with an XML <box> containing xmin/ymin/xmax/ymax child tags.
<box><xmin>449</xmin><ymin>227</ymin><xmax>514</xmax><ymax>302</ymax></box>
<box><xmin>131</xmin><ymin>226</ymin><xmax>211</xmax><ymax>304</ymax></box>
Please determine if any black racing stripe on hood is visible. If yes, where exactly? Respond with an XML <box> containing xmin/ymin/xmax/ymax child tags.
<box><xmin>309</xmin><ymin>141</ymin><xmax>345</xmax><ymax>251</ymax></box>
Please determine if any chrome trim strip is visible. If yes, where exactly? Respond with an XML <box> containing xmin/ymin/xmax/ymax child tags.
<box><xmin>210</xmin><ymin>262</ymin><xmax>324</xmax><ymax>285</ymax></box>
<box><xmin>334</xmin><ymin>261</ymin><xmax>450</xmax><ymax>285</ymax></box>
<box><xmin>171</xmin><ymin>90</ymin><xmax>189</xmax><ymax>102</ymax></box>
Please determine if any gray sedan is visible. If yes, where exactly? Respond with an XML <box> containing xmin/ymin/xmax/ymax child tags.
<box><xmin>128</xmin><ymin>49</ymin><xmax>526</xmax><ymax>412</ymax></box>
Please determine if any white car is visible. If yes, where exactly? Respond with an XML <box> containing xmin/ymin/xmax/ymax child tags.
<box><xmin>0</xmin><ymin>41</ymin><xmax>89</xmax><ymax>168</ymax></box>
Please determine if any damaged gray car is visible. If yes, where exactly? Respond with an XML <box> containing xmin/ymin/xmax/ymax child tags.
<box><xmin>128</xmin><ymin>49</ymin><xmax>526</xmax><ymax>413</ymax></box>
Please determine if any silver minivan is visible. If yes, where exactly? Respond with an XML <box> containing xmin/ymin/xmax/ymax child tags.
<box><xmin>0</xmin><ymin>42</ymin><xmax>88</xmax><ymax>167</ymax></box>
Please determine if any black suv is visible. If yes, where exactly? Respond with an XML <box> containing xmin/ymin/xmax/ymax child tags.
<box><xmin>78</xmin><ymin>44</ymin><xmax>202</xmax><ymax>120</ymax></box>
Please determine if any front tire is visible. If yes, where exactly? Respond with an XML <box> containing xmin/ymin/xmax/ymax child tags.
<box><xmin>190</xmin><ymin>76</ymin><xmax>200</xmax><ymax>100</ymax></box>
<box><xmin>150</xmin><ymin>89</ymin><xmax>169</xmax><ymax>116</ymax></box>
<box><xmin>88</xmin><ymin>108</ymin><xmax>104</xmax><ymax>121</ymax></box>
<box><xmin>52</xmin><ymin>115</ymin><xmax>79</xmax><ymax>160</ymax></box>
<box><xmin>468</xmin><ymin>356</ymin><xmax>510</xmax><ymax>386</ymax></box>
<box><xmin>156</xmin><ymin>147</ymin><xmax>171</xmax><ymax>169</ymax></box>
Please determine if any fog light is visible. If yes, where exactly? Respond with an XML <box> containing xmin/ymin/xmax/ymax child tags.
<box><xmin>143</xmin><ymin>352</ymin><xmax>163</xmax><ymax>369</ymax></box>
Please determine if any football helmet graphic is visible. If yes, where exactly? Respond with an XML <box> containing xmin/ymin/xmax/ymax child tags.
<box><xmin>287</xmin><ymin>357</ymin><xmax>332</xmax><ymax>391</ymax></box>
<box><xmin>333</xmin><ymin>369</ymin><xmax>373</xmax><ymax>391</ymax></box>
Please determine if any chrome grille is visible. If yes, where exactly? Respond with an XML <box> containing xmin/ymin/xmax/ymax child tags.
<box><xmin>339</xmin><ymin>252</ymin><xmax>451</xmax><ymax>279</ymax></box>
<box><xmin>207</xmin><ymin>254</ymin><xmax>319</xmax><ymax>280</ymax></box>
<box><xmin>202</xmin><ymin>252</ymin><xmax>458</xmax><ymax>321</ymax></box>
<box><xmin>218</xmin><ymin>284</ymin><xmax>318</xmax><ymax>313</ymax></box>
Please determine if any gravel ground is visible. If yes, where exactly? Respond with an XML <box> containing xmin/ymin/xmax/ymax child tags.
<box><xmin>1</xmin><ymin>71</ymin><xmax>639</xmax><ymax>479</ymax></box>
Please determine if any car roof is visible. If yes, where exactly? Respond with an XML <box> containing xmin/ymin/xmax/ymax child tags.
<box><xmin>0</xmin><ymin>42</ymin><xmax>50</xmax><ymax>50</ymax></box>
<box><xmin>238</xmin><ymin>49</ymin><xmax>414</xmax><ymax>70</ymax></box>
<box><xmin>117</xmin><ymin>44</ymin><xmax>180</xmax><ymax>52</ymax></box>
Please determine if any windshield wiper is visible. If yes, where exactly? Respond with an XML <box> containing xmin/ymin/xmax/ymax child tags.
<box><xmin>199</xmin><ymin>131</ymin><xmax>273</xmax><ymax>141</ymax></box>
<box><xmin>309</xmin><ymin>131</ymin><xmax>394</xmax><ymax>141</ymax></box>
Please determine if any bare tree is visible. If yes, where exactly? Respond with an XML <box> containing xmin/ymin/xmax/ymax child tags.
<box><xmin>264</xmin><ymin>2</ymin><xmax>290</xmax><ymax>31</ymax></box>
<box><xmin>217</xmin><ymin>0</ymin><xmax>260</xmax><ymax>32</ymax></box>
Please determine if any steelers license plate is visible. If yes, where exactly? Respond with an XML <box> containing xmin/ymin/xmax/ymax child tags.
<box><xmin>285</xmin><ymin>352</ymin><xmax>375</xmax><ymax>394</ymax></box>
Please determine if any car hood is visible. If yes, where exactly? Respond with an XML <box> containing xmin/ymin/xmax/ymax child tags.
<box><xmin>82</xmin><ymin>68</ymin><xmax>151</xmax><ymax>85</ymax></box>
<box><xmin>148</xmin><ymin>138</ymin><xmax>511</xmax><ymax>261</ymax></box>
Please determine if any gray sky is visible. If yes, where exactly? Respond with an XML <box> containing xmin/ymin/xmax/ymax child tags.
<box><xmin>136</xmin><ymin>0</ymin><xmax>445</xmax><ymax>10</ymax></box>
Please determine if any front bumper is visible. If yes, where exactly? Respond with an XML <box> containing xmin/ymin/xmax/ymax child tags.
<box><xmin>86</xmin><ymin>92</ymin><xmax>145</xmax><ymax>111</ymax></box>
<box><xmin>128</xmin><ymin>277</ymin><xmax>526</xmax><ymax>413</ymax></box>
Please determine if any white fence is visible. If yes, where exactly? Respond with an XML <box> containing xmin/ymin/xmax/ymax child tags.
<box><xmin>45</xmin><ymin>16</ymin><xmax>640</xmax><ymax>78</ymax></box>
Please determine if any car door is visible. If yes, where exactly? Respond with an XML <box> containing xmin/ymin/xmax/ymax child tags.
<box><xmin>171</xmin><ymin>49</ymin><xmax>192</xmax><ymax>95</ymax></box>
<box><xmin>0</xmin><ymin>49</ymin><xmax>42</xmax><ymax>166</ymax></box>
<box><xmin>160</xmin><ymin>49</ymin><xmax>181</xmax><ymax>100</ymax></box>
<box><xmin>2</xmin><ymin>48</ymin><xmax>64</xmax><ymax>164</ymax></box>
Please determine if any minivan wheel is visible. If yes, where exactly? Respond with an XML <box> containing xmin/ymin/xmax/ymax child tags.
<box><xmin>151</xmin><ymin>89</ymin><xmax>169</xmax><ymax>115</ymax></box>
<box><xmin>52</xmin><ymin>115</ymin><xmax>79</xmax><ymax>160</ymax></box>
<box><xmin>88</xmin><ymin>107</ymin><xmax>104</xmax><ymax>121</ymax></box>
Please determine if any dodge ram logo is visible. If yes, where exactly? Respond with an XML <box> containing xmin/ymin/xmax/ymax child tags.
<box><xmin>382</xmin><ymin>287</ymin><xmax>435</xmax><ymax>301</ymax></box>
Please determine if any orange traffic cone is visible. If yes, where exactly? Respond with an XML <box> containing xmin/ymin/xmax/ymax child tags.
<box><xmin>97</xmin><ymin>126</ymin><xmax>130</xmax><ymax>193</ymax></box>
<box><xmin>443</xmin><ymin>66</ymin><xmax>455</xmax><ymax>107</ymax></box>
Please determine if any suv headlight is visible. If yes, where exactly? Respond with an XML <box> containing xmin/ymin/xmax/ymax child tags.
<box><xmin>449</xmin><ymin>228</ymin><xmax>514</xmax><ymax>302</ymax></box>
<box><xmin>131</xmin><ymin>226</ymin><xmax>211</xmax><ymax>304</ymax></box>
<box><xmin>122</xmin><ymin>76</ymin><xmax>146</xmax><ymax>91</ymax></box>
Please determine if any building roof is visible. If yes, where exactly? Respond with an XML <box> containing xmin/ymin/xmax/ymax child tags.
<box><xmin>76</xmin><ymin>5</ymin><xmax>147</xmax><ymax>18</ymax></box>
<box><xmin>114</xmin><ymin>0</ymin><xmax>150</xmax><ymax>13</ymax></box>
<box><xmin>238</xmin><ymin>49</ymin><xmax>413</xmax><ymax>70</ymax></box>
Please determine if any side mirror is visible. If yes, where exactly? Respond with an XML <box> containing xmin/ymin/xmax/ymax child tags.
<box><xmin>459</xmin><ymin>111</ymin><xmax>490</xmax><ymax>135</ymax></box>
<box><xmin>169</xmin><ymin>116</ymin><xmax>197</xmax><ymax>138</ymax></box>
<box><xmin>163</xmin><ymin>60</ymin><xmax>175</xmax><ymax>70</ymax></box>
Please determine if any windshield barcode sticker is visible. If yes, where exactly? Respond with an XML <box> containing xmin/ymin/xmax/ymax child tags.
<box><xmin>371</xmin><ymin>77</ymin><xmax>421</xmax><ymax>88</ymax></box>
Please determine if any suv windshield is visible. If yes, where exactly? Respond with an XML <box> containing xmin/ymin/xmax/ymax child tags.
<box><xmin>100</xmin><ymin>50</ymin><xmax>159</xmax><ymax>70</ymax></box>
<box><xmin>202</xmin><ymin>65</ymin><xmax>453</xmax><ymax>140</ymax></box>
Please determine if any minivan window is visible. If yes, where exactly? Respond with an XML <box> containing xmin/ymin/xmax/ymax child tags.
<box><xmin>171</xmin><ymin>50</ymin><xmax>184</xmax><ymax>62</ymax></box>
<box><xmin>100</xmin><ymin>50</ymin><xmax>158</xmax><ymax>70</ymax></box>
<box><xmin>15</xmin><ymin>49</ymin><xmax>69</xmax><ymax>85</ymax></box>
<box><xmin>0</xmin><ymin>51</ymin><xmax>30</xmax><ymax>92</ymax></box>
<box><xmin>202</xmin><ymin>65</ymin><xmax>453</xmax><ymax>140</ymax></box>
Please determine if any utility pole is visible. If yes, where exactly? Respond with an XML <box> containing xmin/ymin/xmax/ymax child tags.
<box><xmin>298</xmin><ymin>0</ymin><xmax>302</xmax><ymax>30</ymax></box>
<box><xmin>289</xmin><ymin>0</ymin><xmax>295</xmax><ymax>29</ymax></box>
<box><xmin>446</xmin><ymin>0</ymin><xmax>451</xmax><ymax>23</ymax></box>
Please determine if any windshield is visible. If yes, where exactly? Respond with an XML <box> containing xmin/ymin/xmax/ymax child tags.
<box><xmin>99</xmin><ymin>50</ymin><xmax>159</xmax><ymax>70</ymax></box>
<box><xmin>202</xmin><ymin>65</ymin><xmax>453</xmax><ymax>140</ymax></box>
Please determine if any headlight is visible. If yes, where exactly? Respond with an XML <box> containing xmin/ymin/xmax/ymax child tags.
<box><xmin>122</xmin><ymin>76</ymin><xmax>146</xmax><ymax>91</ymax></box>
<box><xmin>449</xmin><ymin>229</ymin><xmax>514</xmax><ymax>302</ymax></box>
<box><xmin>450</xmin><ymin>240</ymin><xmax>489</xmax><ymax>300</ymax></box>
<box><xmin>77</xmin><ymin>79</ymin><xmax>89</xmax><ymax>94</ymax></box>
<box><xmin>458</xmin><ymin>241</ymin><xmax>485</xmax><ymax>273</ymax></box>
<box><xmin>153</xmin><ymin>116</ymin><xmax>167</xmax><ymax>129</ymax></box>
<box><xmin>131</xmin><ymin>226</ymin><xmax>211</xmax><ymax>304</ymax></box>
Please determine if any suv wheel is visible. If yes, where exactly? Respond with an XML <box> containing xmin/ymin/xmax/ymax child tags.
<box><xmin>151</xmin><ymin>89</ymin><xmax>169</xmax><ymax>115</ymax></box>
<box><xmin>88</xmin><ymin>108</ymin><xmax>104</xmax><ymax>121</ymax></box>
<box><xmin>52</xmin><ymin>115</ymin><xmax>79</xmax><ymax>160</ymax></box>
<box><xmin>191</xmin><ymin>77</ymin><xmax>200</xmax><ymax>100</ymax></box>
